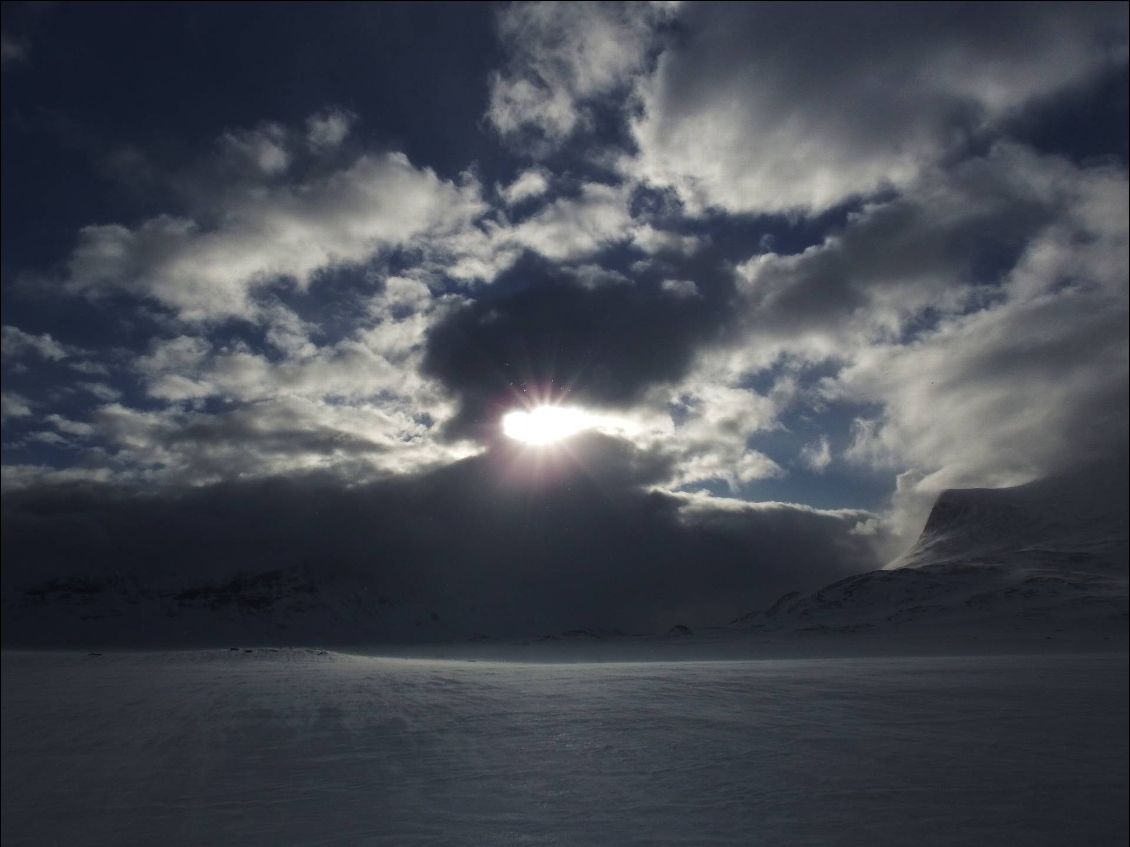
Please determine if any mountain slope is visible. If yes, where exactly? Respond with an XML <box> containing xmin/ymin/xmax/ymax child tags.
<box><xmin>733</xmin><ymin>464</ymin><xmax>1128</xmax><ymax>636</ymax></box>
<box><xmin>890</xmin><ymin>462</ymin><xmax>1127</xmax><ymax>573</ymax></box>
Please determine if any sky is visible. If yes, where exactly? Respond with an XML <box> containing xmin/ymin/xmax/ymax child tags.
<box><xmin>1</xmin><ymin>2</ymin><xmax>1127</xmax><ymax>633</ymax></box>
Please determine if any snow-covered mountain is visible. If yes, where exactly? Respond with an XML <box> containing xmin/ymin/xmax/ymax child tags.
<box><xmin>732</xmin><ymin>464</ymin><xmax>1128</xmax><ymax>636</ymax></box>
<box><xmin>890</xmin><ymin>462</ymin><xmax>1127</xmax><ymax>573</ymax></box>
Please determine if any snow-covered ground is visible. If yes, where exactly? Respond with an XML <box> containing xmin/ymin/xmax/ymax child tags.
<box><xmin>3</xmin><ymin>648</ymin><xmax>1127</xmax><ymax>846</ymax></box>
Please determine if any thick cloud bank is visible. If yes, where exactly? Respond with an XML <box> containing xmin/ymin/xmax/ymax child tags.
<box><xmin>1</xmin><ymin>435</ymin><xmax>880</xmax><ymax>642</ymax></box>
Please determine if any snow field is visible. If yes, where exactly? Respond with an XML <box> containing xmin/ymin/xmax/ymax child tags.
<box><xmin>3</xmin><ymin>648</ymin><xmax>1127</xmax><ymax>846</ymax></box>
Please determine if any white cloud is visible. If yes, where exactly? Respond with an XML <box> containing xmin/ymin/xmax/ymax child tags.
<box><xmin>731</xmin><ymin>145</ymin><xmax>1121</xmax><ymax>360</ymax></box>
<box><xmin>78</xmin><ymin>382</ymin><xmax>123</xmax><ymax>403</ymax></box>
<box><xmin>672</xmin><ymin>488</ymin><xmax>873</xmax><ymax>522</ymax></box>
<box><xmin>569</xmin><ymin>264</ymin><xmax>631</xmax><ymax>290</ymax></box>
<box><xmin>378</xmin><ymin>276</ymin><xmax>434</xmax><ymax>315</ymax></box>
<box><xmin>499</xmin><ymin>168</ymin><xmax>550</xmax><ymax>205</ymax></box>
<box><xmin>94</xmin><ymin>264</ymin><xmax>475</xmax><ymax>485</ymax></box>
<box><xmin>817</xmin><ymin>159</ymin><xmax>1130</xmax><ymax>547</ymax></box>
<box><xmin>10</xmin><ymin>18</ymin><xmax>1125</xmax><ymax>542</ymax></box>
<box><xmin>0</xmin><ymin>464</ymin><xmax>116</xmax><ymax>492</ymax></box>
<box><xmin>509</xmin><ymin>182</ymin><xmax>632</xmax><ymax>261</ymax></box>
<box><xmin>660</xmin><ymin>278</ymin><xmax>699</xmax><ymax>298</ymax></box>
<box><xmin>305</xmin><ymin>108</ymin><xmax>355</xmax><ymax>152</ymax></box>
<box><xmin>487</xmin><ymin>1</ymin><xmax>672</xmax><ymax>146</ymax></box>
<box><xmin>67</xmin><ymin>149</ymin><xmax>485</xmax><ymax>321</ymax></box>
<box><xmin>1</xmin><ymin>326</ymin><xmax>70</xmax><ymax>361</ymax></box>
<box><xmin>76</xmin><ymin>394</ymin><xmax>478</xmax><ymax>487</ymax></box>
<box><xmin>623</xmin><ymin>380</ymin><xmax>789</xmax><ymax>493</ymax></box>
<box><xmin>630</xmin><ymin>224</ymin><xmax>702</xmax><ymax>257</ymax></box>
<box><xmin>1</xmin><ymin>392</ymin><xmax>32</xmax><ymax>423</ymax></box>
<box><xmin>799</xmin><ymin>436</ymin><xmax>832</xmax><ymax>473</ymax></box>
<box><xmin>45</xmin><ymin>414</ymin><xmax>95</xmax><ymax>437</ymax></box>
<box><xmin>667</xmin><ymin>448</ymin><xmax>784</xmax><ymax>492</ymax></box>
<box><xmin>220</xmin><ymin>122</ymin><xmax>291</xmax><ymax>175</ymax></box>
<box><xmin>441</xmin><ymin>182</ymin><xmax>634</xmax><ymax>282</ymax></box>
<box><xmin>629</xmin><ymin>4</ymin><xmax>1127</xmax><ymax>215</ymax></box>
<box><xmin>607</xmin><ymin>145</ymin><xmax>1126</xmax><ymax>549</ymax></box>
<box><xmin>136</xmin><ymin>320</ymin><xmax>439</xmax><ymax>407</ymax></box>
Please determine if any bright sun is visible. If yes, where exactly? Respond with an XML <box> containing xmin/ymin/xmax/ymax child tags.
<box><xmin>502</xmin><ymin>406</ymin><xmax>591</xmax><ymax>445</ymax></box>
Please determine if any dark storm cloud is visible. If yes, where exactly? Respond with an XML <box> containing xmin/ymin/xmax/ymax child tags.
<box><xmin>1</xmin><ymin>433</ymin><xmax>881</xmax><ymax>644</ymax></box>
<box><xmin>423</xmin><ymin>255</ymin><xmax>737</xmax><ymax>438</ymax></box>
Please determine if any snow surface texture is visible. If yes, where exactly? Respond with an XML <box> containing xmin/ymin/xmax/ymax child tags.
<box><xmin>3</xmin><ymin>649</ymin><xmax>1127</xmax><ymax>846</ymax></box>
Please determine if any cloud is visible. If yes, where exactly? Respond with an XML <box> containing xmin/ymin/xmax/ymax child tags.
<box><xmin>630</xmin><ymin>3</ymin><xmax>1127</xmax><ymax>215</ymax></box>
<box><xmin>305</xmin><ymin>108</ymin><xmax>355</xmax><ymax>152</ymax></box>
<box><xmin>65</xmin><ymin>130</ymin><xmax>485</xmax><ymax>321</ymax></box>
<box><xmin>3</xmin><ymin>272</ymin><xmax>475</xmax><ymax>490</ymax></box>
<box><xmin>508</xmin><ymin>182</ymin><xmax>632</xmax><ymax>260</ymax></box>
<box><xmin>615</xmin><ymin>144</ymin><xmax>1127</xmax><ymax>526</ymax></box>
<box><xmin>77</xmin><ymin>382</ymin><xmax>121</xmax><ymax>403</ymax></box>
<box><xmin>423</xmin><ymin>255</ymin><xmax>737</xmax><ymax>439</ymax></box>
<box><xmin>58</xmin><ymin>392</ymin><xmax>474</xmax><ymax>487</ymax></box>
<box><xmin>219</xmin><ymin>122</ymin><xmax>291</xmax><ymax>175</ymax></box>
<box><xmin>797</xmin><ymin>153</ymin><xmax>1130</xmax><ymax>545</ymax></box>
<box><xmin>81</xmin><ymin>286</ymin><xmax>480</xmax><ymax>484</ymax></box>
<box><xmin>631</xmin><ymin>224</ymin><xmax>703</xmax><ymax>257</ymax></box>
<box><xmin>660</xmin><ymin>278</ymin><xmax>699</xmax><ymax>298</ymax></box>
<box><xmin>5</xmin><ymin>9</ymin><xmax>1125</xmax><ymax>595</ymax></box>
<box><xmin>499</xmin><ymin>168</ymin><xmax>550</xmax><ymax>205</ymax></box>
<box><xmin>137</xmin><ymin>326</ymin><xmax>439</xmax><ymax>409</ymax></box>
<box><xmin>1</xmin><ymin>434</ymin><xmax>883</xmax><ymax>639</ymax></box>
<box><xmin>0</xmin><ymin>32</ymin><xmax>27</xmax><ymax>65</ymax></box>
<box><xmin>487</xmin><ymin>1</ymin><xmax>672</xmax><ymax>148</ymax></box>
<box><xmin>842</xmin><ymin>280</ymin><xmax>1127</xmax><ymax>544</ymax></box>
<box><xmin>665</xmin><ymin>449</ymin><xmax>783</xmax><ymax>493</ymax></box>
<box><xmin>732</xmin><ymin>145</ymin><xmax>1121</xmax><ymax>356</ymax></box>
<box><xmin>799</xmin><ymin>436</ymin><xmax>832</xmax><ymax>473</ymax></box>
<box><xmin>567</xmin><ymin>264</ymin><xmax>631</xmax><ymax>291</ymax></box>
<box><xmin>1</xmin><ymin>393</ymin><xmax>32</xmax><ymax>424</ymax></box>
<box><xmin>637</xmin><ymin>378</ymin><xmax>789</xmax><ymax>493</ymax></box>
<box><xmin>437</xmin><ymin>181</ymin><xmax>635</xmax><ymax>282</ymax></box>
<box><xmin>1</xmin><ymin>326</ymin><xmax>70</xmax><ymax>362</ymax></box>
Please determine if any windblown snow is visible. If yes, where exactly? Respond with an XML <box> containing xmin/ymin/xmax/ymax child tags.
<box><xmin>3</xmin><ymin>649</ymin><xmax>1127</xmax><ymax>846</ymax></box>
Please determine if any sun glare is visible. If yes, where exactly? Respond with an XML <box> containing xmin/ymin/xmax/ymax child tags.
<box><xmin>502</xmin><ymin>406</ymin><xmax>591</xmax><ymax>445</ymax></box>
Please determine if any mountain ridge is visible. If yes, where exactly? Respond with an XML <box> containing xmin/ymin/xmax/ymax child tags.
<box><xmin>732</xmin><ymin>463</ymin><xmax>1128</xmax><ymax>636</ymax></box>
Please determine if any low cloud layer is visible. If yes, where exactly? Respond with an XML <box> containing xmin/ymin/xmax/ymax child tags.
<box><xmin>1</xmin><ymin>435</ymin><xmax>881</xmax><ymax>640</ymax></box>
